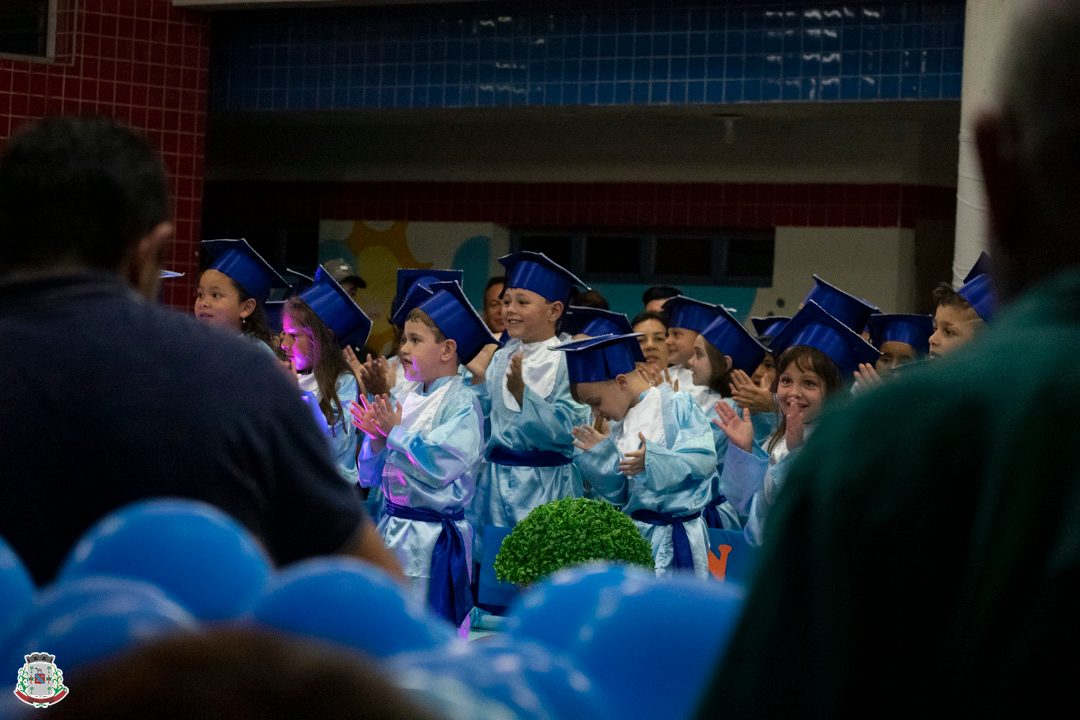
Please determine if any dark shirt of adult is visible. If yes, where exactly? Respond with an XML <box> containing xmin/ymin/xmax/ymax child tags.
<box><xmin>0</xmin><ymin>116</ymin><xmax>395</xmax><ymax>585</ymax></box>
<box><xmin>697</xmin><ymin>4</ymin><xmax>1080</xmax><ymax>718</ymax></box>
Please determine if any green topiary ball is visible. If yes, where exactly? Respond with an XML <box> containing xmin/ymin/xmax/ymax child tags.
<box><xmin>494</xmin><ymin>497</ymin><xmax>655</xmax><ymax>587</ymax></box>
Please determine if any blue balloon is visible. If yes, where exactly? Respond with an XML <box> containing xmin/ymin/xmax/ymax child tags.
<box><xmin>388</xmin><ymin>635</ymin><xmax>607</xmax><ymax>720</ymax></box>
<box><xmin>247</xmin><ymin>558</ymin><xmax>454</xmax><ymax>659</ymax></box>
<box><xmin>567</xmin><ymin>575</ymin><xmax>746</xmax><ymax>720</ymax></box>
<box><xmin>504</xmin><ymin>562</ymin><xmax>655</xmax><ymax>655</ymax></box>
<box><xmin>5</xmin><ymin>579</ymin><xmax>197</xmax><ymax>678</ymax></box>
<box><xmin>0</xmin><ymin>536</ymin><xmax>35</xmax><ymax>649</ymax></box>
<box><xmin>58</xmin><ymin>498</ymin><xmax>272</xmax><ymax>621</ymax></box>
<box><xmin>1</xmin><ymin>576</ymin><xmax>179</xmax><ymax>672</ymax></box>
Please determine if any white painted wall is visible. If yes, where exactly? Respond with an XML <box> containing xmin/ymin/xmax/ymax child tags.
<box><xmin>748</xmin><ymin>226</ymin><xmax>918</xmax><ymax>319</ymax></box>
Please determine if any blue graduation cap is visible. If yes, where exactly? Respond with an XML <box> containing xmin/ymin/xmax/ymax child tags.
<box><xmin>200</xmin><ymin>238</ymin><xmax>288</xmax><ymax>302</ymax></box>
<box><xmin>159</xmin><ymin>269</ymin><xmax>184</xmax><ymax>279</ymax></box>
<box><xmin>700</xmin><ymin>308</ymin><xmax>768</xmax><ymax>373</ymax></box>
<box><xmin>663</xmin><ymin>296</ymin><xmax>726</xmax><ymax>333</ymax></box>
<box><xmin>561</xmin><ymin>306</ymin><xmax>634</xmax><ymax>337</ymax></box>
<box><xmin>769</xmin><ymin>301</ymin><xmax>881</xmax><ymax>379</ymax></box>
<box><xmin>296</xmin><ymin>267</ymin><xmax>373</xmax><ymax>349</ymax></box>
<box><xmin>396</xmin><ymin>269</ymin><xmax>464</xmax><ymax>308</ymax></box>
<box><xmin>803</xmin><ymin>275</ymin><xmax>880</xmax><ymax>333</ymax></box>
<box><xmin>499</xmin><ymin>251</ymin><xmax>588</xmax><ymax>304</ymax></box>
<box><xmin>956</xmin><ymin>273</ymin><xmax>995</xmax><ymax>322</ymax></box>
<box><xmin>392</xmin><ymin>269</ymin><xmax>464</xmax><ymax>326</ymax></box>
<box><xmin>750</xmin><ymin>316</ymin><xmax>790</xmax><ymax>340</ymax></box>
<box><xmin>412</xmin><ymin>280</ymin><xmax>502</xmax><ymax>363</ymax></box>
<box><xmin>866</xmin><ymin>313</ymin><xmax>933</xmax><ymax>356</ymax></box>
<box><xmin>963</xmin><ymin>251</ymin><xmax>991</xmax><ymax>284</ymax></box>
<box><xmin>552</xmin><ymin>333</ymin><xmax>645</xmax><ymax>384</ymax></box>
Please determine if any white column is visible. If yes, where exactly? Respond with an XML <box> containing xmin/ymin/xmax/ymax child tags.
<box><xmin>952</xmin><ymin>0</ymin><xmax>1033</xmax><ymax>285</ymax></box>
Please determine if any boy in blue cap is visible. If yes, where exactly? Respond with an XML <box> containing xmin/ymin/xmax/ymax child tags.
<box><xmin>475</xmin><ymin>251</ymin><xmax>592</xmax><ymax>528</ymax></box>
<box><xmin>714</xmin><ymin>301</ymin><xmax>878</xmax><ymax>545</ymax></box>
<box><xmin>353</xmin><ymin>280</ymin><xmax>496</xmax><ymax>633</ymax></box>
<box><xmin>929</xmin><ymin>253</ymin><xmax>994</xmax><ymax>358</ymax></box>
<box><xmin>853</xmin><ymin>312</ymin><xmax>935</xmax><ymax>392</ymax></box>
<box><xmin>565</xmin><ymin>333</ymin><xmax>717</xmax><ymax>577</ymax></box>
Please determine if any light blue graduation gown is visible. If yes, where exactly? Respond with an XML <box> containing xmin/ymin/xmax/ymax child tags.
<box><xmin>474</xmin><ymin>337</ymin><xmax>591</xmax><ymax>528</ymax></box>
<box><xmin>575</xmin><ymin>384</ymin><xmax>716</xmax><ymax>578</ymax></box>
<box><xmin>702</xmin><ymin>398</ymin><xmax>746</xmax><ymax>529</ymax></box>
<box><xmin>357</xmin><ymin>374</ymin><xmax>483</xmax><ymax>604</ymax></box>
<box><xmin>298</xmin><ymin>371</ymin><xmax>359</xmax><ymax>485</ymax></box>
<box><xmin>720</xmin><ymin>424</ymin><xmax>813</xmax><ymax>547</ymax></box>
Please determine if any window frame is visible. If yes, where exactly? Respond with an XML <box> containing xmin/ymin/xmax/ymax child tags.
<box><xmin>510</xmin><ymin>227</ymin><xmax>775</xmax><ymax>287</ymax></box>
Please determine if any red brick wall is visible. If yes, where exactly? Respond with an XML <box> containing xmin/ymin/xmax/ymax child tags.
<box><xmin>206</xmin><ymin>180</ymin><xmax>956</xmax><ymax>232</ymax></box>
<box><xmin>0</xmin><ymin>0</ymin><xmax>209</xmax><ymax>307</ymax></box>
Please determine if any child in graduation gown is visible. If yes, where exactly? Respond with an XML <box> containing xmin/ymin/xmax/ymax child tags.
<box><xmin>195</xmin><ymin>238</ymin><xmax>289</xmax><ymax>358</ymax></box>
<box><xmin>353</xmin><ymin>281</ymin><xmax>496</xmax><ymax>633</ymax></box>
<box><xmin>715</xmin><ymin>301</ymin><xmax>878</xmax><ymax>545</ymax></box>
<box><xmin>567</xmin><ymin>333</ymin><xmax>717</xmax><ymax>579</ymax></box>
<box><xmin>662</xmin><ymin>295</ymin><xmax>730</xmax><ymax>412</ymax></box>
<box><xmin>473</xmin><ymin>251</ymin><xmax>592</xmax><ymax>528</ymax></box>
<box><xmin>281</xmin><ymin>268</ymin><xmax>372</xmax><ymax>485</ymax></box>
<box><xmin>685</xmin><ymin>307</ymin><xmax>769</xmax><ymax>529</ymax></box>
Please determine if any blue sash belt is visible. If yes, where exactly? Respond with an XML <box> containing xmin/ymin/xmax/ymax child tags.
<box><xmin>631</xmin><ymin>509</ymin><xmax>703</xmax><ymax>570</ymax></box>
<box><xmin>487</xmin><ymin>444</ymin><xmax>572</xmax><ymax>467</ymax></box>
<box><xmin>382</xmin><ymin>501</ymin><xmax>472</xmax><ymax>626</ymax></box>
<box><xmin>702</xmin><ymin>494</ymin><xmax>728</xmax><ymax>529</ymax></box>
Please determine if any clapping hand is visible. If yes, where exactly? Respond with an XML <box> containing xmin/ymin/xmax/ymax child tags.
<box><xmin>618</xmin><ymin>433</ymin><xmax>648</xmax><ymax>476</ymax></box>
<box><xmin>783</xmin><ymin>402</ymin><xmax>807</xmax><ymax>451</ymax></box>
<box><xmin>350</xmin><ymin>396</ymin><xmax>381</xmax><ymax>437</ymax></box>
<box><xmin>506</xmin><ymin>352</ymin><xmax>525</xmax><ymax>406</ymax></box>
<box><xmin>572</xmin><ymin>424</ymin><xmax>608</xmax><ymax>452</ymax></box>
<box><xmin>712</xmin><ymin>401</ymin><xmax>755</xmax><ymax>452</ymax></box>
<box><xmin>729</xmin><ymin>369</ymin><xmax>775</xmax><ymax>414</ymax></box>
<box><xmin>852</xmin><ymin>362</ymin><xmax>884</xmax><ymax>395</ymax></box>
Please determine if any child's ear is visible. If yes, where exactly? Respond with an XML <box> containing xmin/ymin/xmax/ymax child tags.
<box><xmin>615</xmin><ymin>373</ymin><xmax>629</xmax><ymax>388</ymax></box>
<box><xmin>239</xmin><ymin>297</ymin><xmax>257</xmax><ymax>320</ymax></box>
<box><xmin>442</xmin><ymin>338</ymin><xmax>458</xmax><ymax>362</ymax></box>
<box><xmin>548</xmin><ymin>300</ymin><xmax>565</xmax><ymax>323</ymax></box>
<box><xmin>723</xmin><ymin>355</ymin><xmax>734</xmax><ymax>372</ymax></box>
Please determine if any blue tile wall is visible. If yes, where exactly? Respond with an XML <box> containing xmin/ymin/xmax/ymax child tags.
<box><xmin>210</xmin><ymin>0</ymin><xmax>964</xmax><ymax>112</ymax></box>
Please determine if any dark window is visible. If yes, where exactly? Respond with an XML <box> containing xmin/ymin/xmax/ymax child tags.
<box><xmin>654</xmin><ymin>237</ymin><xmax>712</xmax><ymax>278</ymax></box>
<box><xmin>726</xmin><ymin>234</ymin><xmax>775</xmax><ymax>280</ymax></box>
<box><xmin>516</xmin><ymin>234</ymin><xmax>573</xmax><ymax>271</ymax></box>
<box><xmin>0</xmin><ymin>1</ymin><xmax>49</xmax><ymax>58</ymax></box>
<box><xmin>585</xmin><ymin>236</ymin><xmax>642</xmax><ymax>276</ymax></box>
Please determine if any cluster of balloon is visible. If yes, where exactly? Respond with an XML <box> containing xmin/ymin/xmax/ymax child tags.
<box><xmin>2</xmin><ymin>499</ymin><xmax>274</xmax><ymax>681</ymax></box>
<box><xmin>503</xmin><ymin>563</ymin><xmax>748</xmax><ymax>720</ymax></box>
<box><xmin>1</xmin><ymin>501</ymin><xmax>747</xmax><ymax>720</ymax></box>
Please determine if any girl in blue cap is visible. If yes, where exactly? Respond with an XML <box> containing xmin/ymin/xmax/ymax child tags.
<box><xmin>195</xmin><ymin>239</ymin><xmax>287</xmax><ymax>357</ymax></box>
<box><xmin>474</xmin><ymin>251</ymin><xmax>592</xmax><ymax>529</ymax></box>
<box><xmin>686</xmin><ymin>308</ymin><xmax>770</xmax><ymax>529</ymax></box>
<box><xmin>353</xmin><ymin>281</ymin><xmax>495</xmax><ymax>634</ymax></box>
<box><xmin>281</xmin><ymin>269</ymin><xmax>372</xmax><ymax>486</ymax></box>
<box><xmin>714</xmin><ymin>302</ymin><xmax>877</xmax><ymax>545</ymax></box>
<box><xmin>564</xmin><ymin>333</ymin><xmax>717</xmax><ymax>578</ymax></box>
